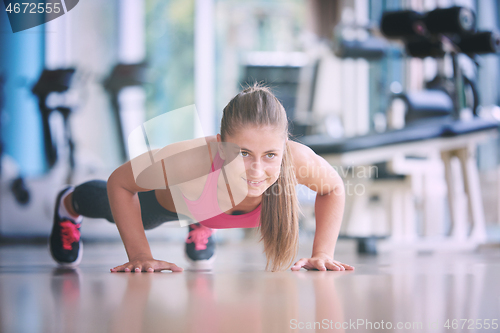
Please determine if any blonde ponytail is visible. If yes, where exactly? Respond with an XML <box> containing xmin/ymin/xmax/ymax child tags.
<box><xmin>259</xmin><ymin>140</ymin><xmax>302</xmax><ymax>271</ymax></box>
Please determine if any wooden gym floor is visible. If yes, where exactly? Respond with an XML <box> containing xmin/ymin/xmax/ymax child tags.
<box><xmin>1</xmin><ymin>237</ymin><xmax>499</xmax><ymax>333</ymax></box>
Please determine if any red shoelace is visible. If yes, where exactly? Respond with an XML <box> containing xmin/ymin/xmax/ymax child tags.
<box><xmin>186</xmin><ymin>224</ymin><xmax>213</xmax><ymax>251</ymax></box>
<box><xmin>60</xmin><ymin>220</ymin><xmax>81</xmax><ymax>250</ymax></box>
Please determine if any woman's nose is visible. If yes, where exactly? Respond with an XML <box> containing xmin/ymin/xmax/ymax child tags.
<box><xmin>247</xmin><ymin>161</ymin><xmax>265</xmax><ymax>178</ymax></box>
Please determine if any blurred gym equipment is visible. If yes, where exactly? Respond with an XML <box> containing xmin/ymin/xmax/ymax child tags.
<box><xmin>0</xmin><ymin>68</ymin><xmax>80</xmax><ymax>237</ymax></box>
<box><xmin>240</xmin><ymin>52</ymin><xmax>308</xmax><ymax>138</ymax></box>
<box><xmin>0</xmin><ymin>72</ymin><xmax>5</xmax><ymax>178</ymax></box>
<box><xmin>380</xmin><ymin>6</ymin><xmax>476</xmax><ymax>39</ymax></box>
<box><xmin>332</xmin><ymin>23</ymin><xmax>389</xmax><ymax>60</ymax></box>
<box><xmin>5</xmin><ymin>69</ymin><xmax>77</xmax><ymax>207</ymax></box>
<box><xmin>296</xmin><ymin>6</ymin><xmax>500</xmax><ymax>253</ymax></box>
<box><xmin>32</xmin><ymin>69</ymin><xmax>76</xmax><ymax>175</ymax></box>
<box><xmin>103</xmin><ymin>62</ymin><xmax>148</xmax><ymax>163</ymax></box>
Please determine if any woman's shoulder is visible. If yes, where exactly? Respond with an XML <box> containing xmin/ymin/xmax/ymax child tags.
<box><xmin>130</xmin><ymin>136</ymin><xmax>217</xmax><ymax>190</ymax></box>
<box><xmin>287</xmin><ymin>139</ymin><xmax>318</xmax><ymax>185</ymax></box>
<box><xmin>152</xmin><ymin>135</ymin><xmax>217</xmax><ymax>162</ymax></box>
<box><xmin>288</xmin><ymin>139</ymin><xmax>314</xmax><ymax>163</ymax></box>
<box><xmin>153</xmin><ymin>136</ymin><xmax>217</xmax><ymax>187</ymax></box>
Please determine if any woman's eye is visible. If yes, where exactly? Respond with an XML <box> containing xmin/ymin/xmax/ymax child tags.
<box><xmin>239</xmin><ymin>151</ymin><xmax>275</xmax><ymax>159</ymax></box>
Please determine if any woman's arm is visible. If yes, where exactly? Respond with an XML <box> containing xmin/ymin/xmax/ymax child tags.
<box><xmin>108</xmin><ymin>137</ymin><xmax>217</xmax><ymax>272</ymax></box>
<box><xmin>107</xmin><ymin>158</ymin><xmax>182</xmax><ymax>272</ymax></box>
<box><xmin>288</xmin><ymin>141</ymin><xmax>354</xmax><ymax>271</ymax></box>
<box><xmin>107</xmin><ymin>163</ymin><xmax>153</xmax><ymax>261</ymax></box>
<box><xmin>311</xmin><ymin>181</ymin><xmax>345</xmax><ymax>259</ymax></box>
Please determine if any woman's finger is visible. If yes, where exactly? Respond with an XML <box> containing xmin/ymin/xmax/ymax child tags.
<box><xmin>314</xmin><ymin>261</ymin><xmax>327</xmax><ymax>271</ymax></box>
<box><xmin>325</xmin><ymin>261</ymin><xmax>341</xmax><ymax>271</ymax></box>
<box><xmin>291</xmin><ymin>258</ymin><xmax>308</xmax><ymax>271</ymax></box>
<box><xmin>110</xmin><ymin>264</ymin><xmax>123</xmax><ymax>272</ymax></box>
<box><xmin>115</xmin><ymin>263</ymin><xmax>129</xmax><ymax>272</ymax></box>
<box><xmin>157</xmin><ymin>262</ymin><xmax>183</xmax><ymax>272</ymax></box>
<box><xmin>168</xmin><ymin>263</ymin><xmax>183</xmax><ymax>272</ymax></box>
<box><xmin>332</xmin><ymin>261</ymin><xmax>345</xmax><ymax>271</ymax></box>
<box><xmin>340</xmin><ymin>263</ymin><xmax>355</xmax><ymax>270</ymax></box>
<box><xmin>333</xmin><ymin>261</ymin><xmax>354</xmax><ymax>270</ymax></box>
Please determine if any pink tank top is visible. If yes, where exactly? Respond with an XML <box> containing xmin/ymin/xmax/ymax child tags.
<box><xmin>181</xmin><ymin>150</ymin><xmax>261</xmax><ymax>229</ymax></box>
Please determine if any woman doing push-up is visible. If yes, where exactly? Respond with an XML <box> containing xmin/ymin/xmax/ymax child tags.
<box><xmin>49</xmin><ymin>83</ymin><xmax>354</xmax><ymax>272</ymax></box>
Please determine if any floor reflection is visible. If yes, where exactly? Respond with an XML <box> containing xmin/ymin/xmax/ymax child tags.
<box><xmin>0</xmin><ymin>243</ymin><xmax>499</xmax><ymax>333</ymax></box>
<box><xmin>50</xmin><ymin>267</ymin><xmax>82</xmax><ymax>333</ymax></box>
<box><xmin>102</xmin><ymin>270</ymin><xmax>350</xmax><ymax>333</ymax></box>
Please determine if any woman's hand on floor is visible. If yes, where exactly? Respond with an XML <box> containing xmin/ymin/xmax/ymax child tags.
<box><xmin>110</xmin><ymin>255</ymin><xmax>183</xmax><ymax>273</ymax></box>
<box><xmin>291</xmin><ymin>253</ymin><xmax>354</xmax><ymax>271</ymax></box>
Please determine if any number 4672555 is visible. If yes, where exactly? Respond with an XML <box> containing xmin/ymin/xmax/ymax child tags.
<box><xmin>5</xmin><ymin>2</ymin><xmax>61</xmax><ymax>14</ymax></box>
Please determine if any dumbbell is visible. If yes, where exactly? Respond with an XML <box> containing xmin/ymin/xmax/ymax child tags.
<box><xmin>380</xmin><ymin>6</ymin><xmax>475</xmax><ymax>39</ymax></box>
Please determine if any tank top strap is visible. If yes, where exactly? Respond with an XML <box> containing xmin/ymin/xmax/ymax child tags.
<box><xmin>207</xmin><ymin>143</ymin><xmax>215</xmax><ymax>172</ymax></box>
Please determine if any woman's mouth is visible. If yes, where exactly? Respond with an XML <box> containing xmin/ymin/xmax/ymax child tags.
<box><xmin>242</xmin><ymin>178</ymin><xmax>265</xmax><ymax>187</ymax></box>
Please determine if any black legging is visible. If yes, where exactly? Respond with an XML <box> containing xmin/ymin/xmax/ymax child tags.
<box><xmin>71</xmin><ymin>180</ymin><xmax>192</xmax><ymax>230</ymax></box>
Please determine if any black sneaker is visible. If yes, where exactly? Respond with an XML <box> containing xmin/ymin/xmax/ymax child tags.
<box><xmin>49</xmin><ymin>186</ymin><xmax>83</xmax><ymax>266</ymax></box>
<box><xmin>185</xmin><ymin>223</ymin><xmax>216</xmax><ymax>269</ymax></box>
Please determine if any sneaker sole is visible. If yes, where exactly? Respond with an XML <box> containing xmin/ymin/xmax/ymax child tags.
<box><xmin>47</xmin><ymin>239</ymin><xmax>83</xmax><ymax>267</ymax></box>
<box><xmin>48</xmin><ymin>240</ymin><xmax>83</xmax><ymax>267</ymax></box>
<box><xmin>184</xmin><ymin>252</ymin><xmax>216</xmax><ymax>270</ymax></box>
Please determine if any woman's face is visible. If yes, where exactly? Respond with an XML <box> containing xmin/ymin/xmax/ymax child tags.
<box><xmin>217</xmin><ymin>125</ymin><xmax>286</xmax><ymax>198</ymax></box>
